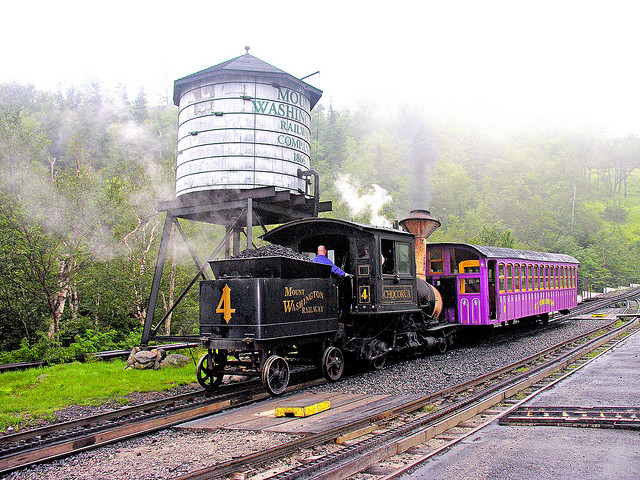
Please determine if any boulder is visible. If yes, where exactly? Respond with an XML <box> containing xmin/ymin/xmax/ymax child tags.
<box><xmin>125</xmin><ymin>347</ymin><xmax>141</xmax><ymax>369</ymax></box>
<box><xmin>160</xmin><ymin>353</ymin><xmax>191</xmax><ymax>368</ymax></box>
<box><xmin>124</xmin><ymin>347</ymin><xmax>166</xmax><ymax>370</ymax></box>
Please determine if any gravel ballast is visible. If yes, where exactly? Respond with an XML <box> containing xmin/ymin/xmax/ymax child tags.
<box><xmin>4</xmin><ymin>317</ymin><xmax>617</xmax><ymax>480</ymax></box>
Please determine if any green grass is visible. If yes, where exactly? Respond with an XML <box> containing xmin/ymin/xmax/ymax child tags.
<box><xmin>0</xmin><ymin>356</ymin><xmax>199</xmax><ymax>432</ymax></box>
<box><xmin>422</xmin><ymin>404</ymin><xmax>437</xmax><ymax>413</ymax></box>
<box><xmin>583</xmin><ymin>350</ymin><xmax>601</xmax><ymax>359</ymax></box>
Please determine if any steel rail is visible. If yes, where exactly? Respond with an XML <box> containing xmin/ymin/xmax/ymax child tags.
<box><xmin>381</xmin><ymin>318</ymin><xmax>640</xmax><ymax>479</ymax></box>
<box><xmin>169</xmin><ymin>310</ymin><xmax>639</xmax><ymax>480</ymax></box>
<box><xmin>0</xmin><ymin>370</ymin><xmax>322</xmax><ymax>476</ymax></box>
<box><xmin>1</xmin><ymin>390</ymin><xmax>206</xmax><ymax>446</ymax></box>
<box><xmin>270</xmin><ymin>318</ymin><xmax>640</xmax><ymax>480</ymax></box>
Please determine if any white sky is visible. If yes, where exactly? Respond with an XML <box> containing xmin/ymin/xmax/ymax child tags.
<box><xmin>2</xmin><ymin>0</ymin><xmax>639</xmax><ymax>135</ymax></box>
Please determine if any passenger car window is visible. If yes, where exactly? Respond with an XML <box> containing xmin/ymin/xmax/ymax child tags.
<box><xmin>460</xmin><ymin>277</ymin><xmax>481</xmax><ymax>294</ymax></box>
<box><xmin>459</xmin><ymin>260</ymin><xmax>480</xmax><ymax>273</ymax></box>
<box><xmin>428</xmin><ymin>248</ymin><xmax>443</xmax><ymax>274</ymax></box>
<box><xmin>544</xmin><ymin>266</ymin><xmax>550</xmax><ymax>289</ymax></box>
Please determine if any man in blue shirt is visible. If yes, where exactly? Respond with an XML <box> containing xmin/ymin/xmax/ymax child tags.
<box><xmin>313</xmin><ymin>245</ymin><xmax>350</xmax><ymax>277</ymax></box>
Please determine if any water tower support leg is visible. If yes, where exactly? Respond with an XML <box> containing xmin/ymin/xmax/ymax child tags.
<box><xmin>141</xmin><ymin>213</ymin><xmax>174</xmax><ymax>345</ymax></box>
<box><xmin>247</xmin><ymin>197</ymin><xmax>253</xmax><ymax>249</ymax></box>
<box><xmin>232</xmin><ymin>228</ymin><xmax>241</xmax><ymax>256</ymax></box>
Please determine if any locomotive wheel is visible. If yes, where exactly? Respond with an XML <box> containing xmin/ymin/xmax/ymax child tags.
<box><xmin>437</xmin><ymin>337</ymin><xmax>448</xmax><ymax>354</ymax></box>
<box><xmin>370</xmin><ymin>353</ymin><xmax>386</xmax><ymax>370</ymax></box>
<box><xmin>321</xmin><ymin>346</ymin><xmax>345</xmax><ymax>381</ymax></box>
<box><xmin>196</xmin><ymin>350</ymin><xmax>226</xmax><ymax>391</ymax></box>
<box><xmin>262</xmin><ymin>355</ymin><xmax>290</xmax><ymax>396</ymax></box>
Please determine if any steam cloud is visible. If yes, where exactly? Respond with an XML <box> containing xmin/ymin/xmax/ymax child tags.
<box><xmin>335</xmin><ymin>174</ymin><xmax>392</xmax><ymax>227</ymax></box>
<box><xmin>1</xmin><ymin>89</ymin><xmax>176</xmax><ymax>262</ymax></box>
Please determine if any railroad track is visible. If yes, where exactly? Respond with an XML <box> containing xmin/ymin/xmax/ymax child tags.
<box><xmin>377</xmin><ymin>320</ymin><xmax>640</xmax><ymax>479</ymax></box>
<box><xmin>165</xmin><ymin>311</ymin><xmax>639</xmax><ymax>480</ymax></box>
<box><xmin>0</xmin><ymin>368</ymin><xmax>323</xmax><ymax>476</ymax></box>
<box><xmin>3</xmin><ymin>289</ymin><xmax>638</xmax><ymax>477</ymax></box>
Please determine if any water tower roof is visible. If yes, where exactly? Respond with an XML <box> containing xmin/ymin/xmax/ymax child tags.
<box><xmin>173</xmin><ymin>52</ymin><xmax>322</xmax><ymax>108</ymax></box>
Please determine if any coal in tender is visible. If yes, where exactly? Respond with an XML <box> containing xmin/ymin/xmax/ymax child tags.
<box><xmin>213</xmin><ymin>245</ymin><xmax>326</xmax><ymax>278</ymax></box>
<box><xmin>231</xmin><ymin>245</ymin><xmax>311</xmax><ymax>261</ymax></box>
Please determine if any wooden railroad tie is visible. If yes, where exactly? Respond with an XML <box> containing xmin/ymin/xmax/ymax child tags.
<box><xmin>274</xmin><ymin>400</ymin><xmax>331</xmax><ymax>418</ymax></box>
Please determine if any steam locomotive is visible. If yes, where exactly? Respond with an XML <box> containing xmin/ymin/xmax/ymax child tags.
<box><xmin>196</xmin><ymin>214</ymin><xmax>453</xmax><ymax>395</ymax></box>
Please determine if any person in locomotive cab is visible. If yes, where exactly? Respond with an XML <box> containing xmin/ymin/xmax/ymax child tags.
<box><xmin>313</xmin><ymin>245</ymin><xmax>352</xmax><ymax>277</ymax></box>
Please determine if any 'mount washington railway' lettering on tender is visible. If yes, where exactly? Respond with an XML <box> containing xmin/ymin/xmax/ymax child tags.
<box><xmin>283</xmin><ymin>288</ymin><xmax>325</xmax><ymax>314</ymax></box>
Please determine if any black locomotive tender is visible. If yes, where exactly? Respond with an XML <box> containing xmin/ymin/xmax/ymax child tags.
<box><xmin>197</xmin><ymin>218</ymin><xmax>451</xmax><ymax>395</ymax></box>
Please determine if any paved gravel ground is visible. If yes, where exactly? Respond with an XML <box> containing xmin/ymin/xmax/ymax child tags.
<box><xmin>309</xmin><ymin>318</ymin><xmax>615</xmax><ymax>397</ymax></box>
<box><xmin>4</xmin><ymin>429</ymin><xmax>298</xmax><ymax>480</ymax></box>
<box><xmin>2</xmin><ymin>317</ymin><xmax>614</xmax><ymax>480</ymax></box>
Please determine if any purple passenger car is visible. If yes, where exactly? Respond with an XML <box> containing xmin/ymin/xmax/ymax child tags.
<box><xmin>424</xmin><ymin>243</ymin><xmax>579</xmax><ymax>326</ymax></box>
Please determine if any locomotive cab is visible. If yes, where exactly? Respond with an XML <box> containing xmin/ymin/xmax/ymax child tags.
<box><xmin>297</xmin><ymin>235</ymin><xmax>354</xmax><ymax>314</ymax></box>
<box><xmin>263</xmin><ymin>218</ymin><xmax>421</xmax><ymax>316</ymax></box>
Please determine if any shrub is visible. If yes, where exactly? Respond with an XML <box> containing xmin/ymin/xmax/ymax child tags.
<box><xmin>0</xmin><ymin>328</ymin><xmax>143</xmax><ymax>364</ymax></box>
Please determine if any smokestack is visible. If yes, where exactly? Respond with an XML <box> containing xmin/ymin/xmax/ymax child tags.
<box><xmin>398</xmin><ymin>209</ymin><xmax>441</xmax><ymax>239</ymax></box>
<box><xmin>399</xmin><ymin>209</ymin><xmax>441</xmax><ymax>280</ymax></box>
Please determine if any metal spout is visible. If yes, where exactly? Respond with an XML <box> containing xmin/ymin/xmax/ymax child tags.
<box><xmin>398</xmin><ymin>209</ymin><xmax>441</xmax><ymax>239</ymax></box>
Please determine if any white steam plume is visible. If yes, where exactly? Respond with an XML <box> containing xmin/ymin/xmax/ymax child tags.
<box><xmin>335</xmin><ymin>174</ymin><xmax>392</xmax><ymax>227</ymax></box>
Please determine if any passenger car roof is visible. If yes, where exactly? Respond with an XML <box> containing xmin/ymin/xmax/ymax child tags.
<box><xmin>427</xmin><ymin>243</ymin><xmax>580</xmax><ymax>264</ymax></box>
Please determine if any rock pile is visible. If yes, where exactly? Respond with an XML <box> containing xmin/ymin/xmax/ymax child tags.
<box><xmin>124</xmin><ymin>348</ymin><xmax>191</xmax><ymax>370</ymax></box>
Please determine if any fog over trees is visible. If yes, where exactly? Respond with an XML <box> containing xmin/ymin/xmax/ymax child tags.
<box><xmin>1</xmin><ymin>82</ymin><xmax>639</xmax><ymax>355</ymax></box>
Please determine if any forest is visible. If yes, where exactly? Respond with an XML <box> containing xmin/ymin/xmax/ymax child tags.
<box><xmin>1</xmin><ymin>82</ymin><xmax>639</xmax><ymax>358</ymax></box>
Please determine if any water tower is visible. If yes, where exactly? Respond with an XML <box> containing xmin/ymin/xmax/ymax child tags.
<box><xmin>173</xmin><ymin>47</ymin><xmax>322</xmax><ymax>201</ymax></box>
<box><xmin>142</xmin><ymin>49</ymin><xmax>329</xmax><ymax>345</ymax></box>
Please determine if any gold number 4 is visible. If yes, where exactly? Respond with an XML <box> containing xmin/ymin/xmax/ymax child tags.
<box><xmin>360</xmin><ymin>287</ymin><xmax>369</xmax><ymax>302</ymax></box>
<box><xmin>216</xmin><ymin>284</ymin><xmax>236</xmax><ymax>323</ymax></box>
